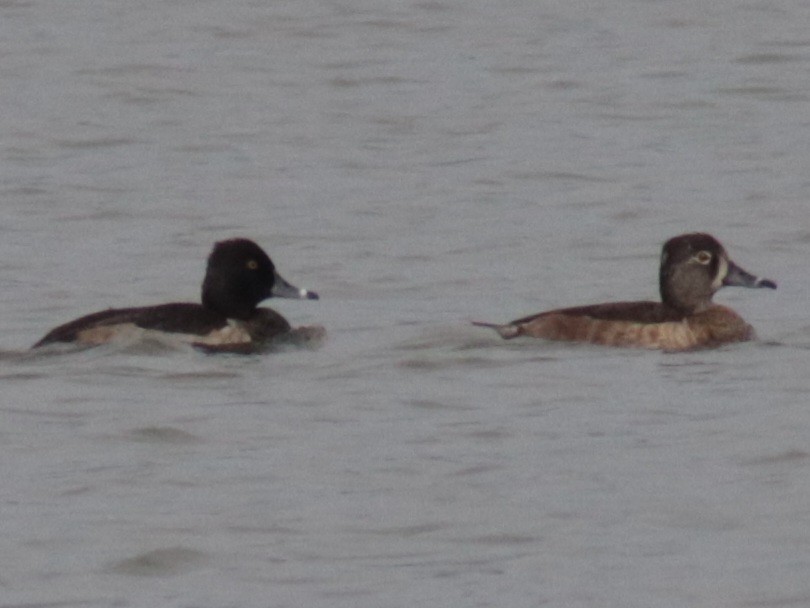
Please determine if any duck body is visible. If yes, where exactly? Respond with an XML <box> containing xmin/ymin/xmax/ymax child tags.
<box><xmin>33</xmin><ymin>239</ymin><xmax>319</xmax><ymax>352</ymax></box>
<box><xmin>474</xmin><ymin>233</ymin><xmax>776</xmax><ymax>351</ymax></box>
<box><xmin>482</xmin><ymin>301</ymin><xmax>755</xmax><ymax>350</ymax></box>
<box><xmin>32</xmin><ymin>303</ymin><xmax>293</xmax><ymax>350</ymax></box>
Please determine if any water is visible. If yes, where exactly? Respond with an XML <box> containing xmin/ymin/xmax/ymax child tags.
<box><xmin>1</xmin><ymin>0</ymin><xmax>809</xmax><ymax>606</ymax></box>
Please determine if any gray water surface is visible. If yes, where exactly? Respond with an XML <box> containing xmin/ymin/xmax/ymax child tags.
<box><xmin>1</xmin><ymin>1</ymin><xmax>809</xmax><ymax>606</ymax></box>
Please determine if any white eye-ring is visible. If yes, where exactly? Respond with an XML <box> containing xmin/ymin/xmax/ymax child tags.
<box><xmin>694</xmin><ymin>251</ymin><xmax>712</xmax><ymax>265</ymax></box>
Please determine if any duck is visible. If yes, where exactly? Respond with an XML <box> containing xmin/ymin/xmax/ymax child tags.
<box><xmin>473</xmin><ymin>233</ymin><xmax>776</xmax><ymax>350</ymax></box>
<box><xmin>32</xmin><ymin>238</ymin><xmax>320</xmax><ymax>352</ymax></box>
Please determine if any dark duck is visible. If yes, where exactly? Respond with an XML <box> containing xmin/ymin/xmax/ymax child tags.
<box><xmin>33</xmin><ymin>238</ymin><xmax>320</xmax><ymax>352</ymax></box>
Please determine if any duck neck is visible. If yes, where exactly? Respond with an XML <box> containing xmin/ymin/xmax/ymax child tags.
<box><xmin>202</xmin><ymin>282</ymin><xmax>257</xmax><ymax>320</ymax></box>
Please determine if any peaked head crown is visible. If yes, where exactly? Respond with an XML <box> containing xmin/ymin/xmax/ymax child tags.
<box><xmin>201</xmin><ymin>239</ymin><xmax>277</xmax><ymax>319</ymax></box>
<box><xmin>659</xmin><ymin>232</ymin><xmax>776</xmax><ymax>313</ymax></box>
<box><xmin>201</xmin><ymin>238</ymin><xmax>319</xmax><ymax>319</ymax></box>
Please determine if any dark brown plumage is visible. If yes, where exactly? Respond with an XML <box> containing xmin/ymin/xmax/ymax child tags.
<box><xmin>33</xmin><ymin>239</ymin><xmax>318</xmax><ymax>351</ymax></box>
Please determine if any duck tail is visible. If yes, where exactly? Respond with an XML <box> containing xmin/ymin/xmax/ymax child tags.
<box><xmin>471</xmin><ymin>321</ymin><xmax>521</xmax><ymax>339</ymax></box>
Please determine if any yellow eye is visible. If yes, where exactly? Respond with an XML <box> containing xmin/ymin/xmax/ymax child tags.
<box><xmin>246</xmin><ymin>259</ymin><xmax>259</xmax><ymax>270</ymax></box>
<box><xmin>695</xmin><ymin>251</ymin><xmax>712</xmax><ymax>265</ymax></box>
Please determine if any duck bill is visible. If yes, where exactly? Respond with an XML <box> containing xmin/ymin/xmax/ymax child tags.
<box><xmin>271</xmin><ymin>270</ymin><xmax>319</xmax><ymax>300</ymax></box>
<box><xmin>723</xmin><ymin>260</ymin><xmax>777</xmax><ymax>290</ymax></box>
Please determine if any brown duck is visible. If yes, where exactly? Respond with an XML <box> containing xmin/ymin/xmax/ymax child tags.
<box><xmin>474</xmin><ymin>233</ymin><xmax>776</xmax><ymax>350</ymax></box>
